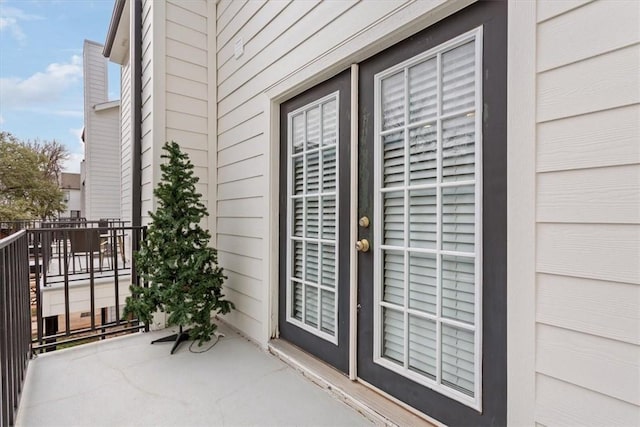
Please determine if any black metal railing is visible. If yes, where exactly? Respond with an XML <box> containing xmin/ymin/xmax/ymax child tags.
<box><xmin>0</xmin><ymin>231</ymin><xmax>31</xmax><ymax>427</ymax></box>
<box><xmin>28</xmin><ymin>224</ymin><xmax>147</xmax><ymax>353</ymax></box>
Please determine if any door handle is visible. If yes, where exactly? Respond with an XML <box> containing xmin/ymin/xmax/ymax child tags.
<box><xmin>355</xmin><ymin>239</ymin><xmax>370</xmax><ymax>252</ymax></box>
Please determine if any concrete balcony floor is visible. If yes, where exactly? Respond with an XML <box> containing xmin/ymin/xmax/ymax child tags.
<box><xmin>16</xmin><ymin>323</ymin><xmax>371</xmax><ymax>427</ymax></box>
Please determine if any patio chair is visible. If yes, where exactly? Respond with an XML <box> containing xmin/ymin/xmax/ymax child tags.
<box><xmin>68</xmin><ymin>229</ymin><xmax>108</xmax><ymax>272</ymax></box>
<box><xmin>98</xmin><ymin>219</ymin><xmax>126</xmax><ymax>264</ymax></box>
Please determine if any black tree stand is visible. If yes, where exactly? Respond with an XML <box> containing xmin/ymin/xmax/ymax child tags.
<box><xmin>151</xmin><ymin>326</ymin><xmax>191</xmax><ymax>354</ymax></box>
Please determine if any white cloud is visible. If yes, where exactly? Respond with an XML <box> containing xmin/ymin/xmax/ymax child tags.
<box><xmin>0</xmin><ymin>55</ymin><xmax>83</xmax><ymax>108</ymax></box>
<box><xmin>0</xmin><ymin>114</ymin><xmax>4</xmax><ymax>125</ymax></box>
<box><xmin>0</xmin><ymin>4</ymin><xmax>42</xmax><ymax>42</ymax></box>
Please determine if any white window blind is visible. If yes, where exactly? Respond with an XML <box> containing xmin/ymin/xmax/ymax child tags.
<box><xmin>374</xmin><ymin>29</ymin><xmax>482</xmax><ymax>409</ymax></box>
<box><xmin>287</xmin><ymin>93</ymin><xmax>339</xmax><ymax>344</ymax></box>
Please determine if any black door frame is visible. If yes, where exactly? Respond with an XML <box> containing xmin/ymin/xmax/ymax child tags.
<box><xmin>356</xmin><ymin>2</ymin><xmax>507</xmax><ymax>425</ymax></box>
<box><xmin>278</xmin><ymin>69</ymin><xmax>352</xmax><ymax>374</ymax></box>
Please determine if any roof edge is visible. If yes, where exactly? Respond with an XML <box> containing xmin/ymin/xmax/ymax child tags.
<box><xmin>94</xmin><ymin>100</ymin><xmax>121</xmax><ymax>111</ymax></box>
<box><xmin>103</xmin><ymin>0</ymin><xmax>127</xmax><ymax>57</ymax></box>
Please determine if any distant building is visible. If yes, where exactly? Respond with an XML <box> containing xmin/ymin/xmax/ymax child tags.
<box><xmin>58</xmin><ymin>172</ymin><xmax>81</xmax><ymax>219</ymax></box>
<box><xmin>81</xmin><ymin>39</ymin><xmax>121</xmax><ymax>221</ymax></box>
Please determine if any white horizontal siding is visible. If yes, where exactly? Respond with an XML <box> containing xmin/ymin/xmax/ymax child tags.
<box><xmin>535</xmin><ymin>373</ymin><xmax>640</xmax><ymax>427</ymax></box>
<box><xmin>536</xmin><ymin>105</ymin><xmax>640</xmax><ymax>172</ymax></box>
<box><xmin>537</xmin><ymin>0</ymin><xmax>640</xmax><ymax>72</ymax></box>
<box><xmin>83</xmin><ymin>40</ymin><xmax>121</xmax><ymax>221</ymax></box>
<box><xmin>536</xmin><ymin>324</ymin><xmax>640</xmax><ymax>405</ymax></box>
<box><xmin>537</xmin><ymin>274</ymin><xmax>640</xmax><ymax>345</ymax></box>
<box><xmin>140</xmin><ymin>0</ymin><xmax>155</xmax><ymax>225</ymax></box>
<box><xmin>536</xmin><ymin>0</ymin><xmax>592</xmax><ymax>23</ymax></box>
<box><xmin>537</xmin><ymin>223</ymin><xmax>640</xmax><ymax>285</ymax></box>
<box><xmin>537</xmin><ymin>164</ymin><xmax>640</xmax><ymax>224</ymax></box>
<box><xmin>537</xmin><ymin>44</ymin><xmax>640</xmax><ymax>122</ymax></box>
<box><xmin>534</xmin><ymin>1</ymin><xmax>640</xmax><ymax>424</ymax></box>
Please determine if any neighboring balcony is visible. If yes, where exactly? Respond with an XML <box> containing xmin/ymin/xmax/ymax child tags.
<box><xmin>0</xmin><ymin>221</ymin><xmax>147</xmax><ymax>426</ymax></box>
<box><xmin>27</xmin><ymin>221</ymin><xmax>144</xmax><ymax>352</ymax></box>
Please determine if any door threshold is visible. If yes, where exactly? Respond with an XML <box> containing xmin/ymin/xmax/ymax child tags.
<box><xmin>268</xmin><ymin>339</ymin><xmax>438</xmax><ymax>427</ymax></box>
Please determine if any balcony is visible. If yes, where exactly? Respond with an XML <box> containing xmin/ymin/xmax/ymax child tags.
<box><xmin>1</xmin><ymin>223</ymin><xmax>379</xmax><ymax>427</ymax></box>
<box><xmin>15</xmin><ymin>323</ymin><xmax>371</xmax><ymax>427</ymax></box>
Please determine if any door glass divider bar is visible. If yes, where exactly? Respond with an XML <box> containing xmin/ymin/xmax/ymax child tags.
<box><xmin>380</xmin><ymin>179</ymin><xmax>476</xmax><ymax>192</ymax></box>
<box><xmin>379</xmin><ymin>106</ymin><xmax>477</xmax><ymax>137</ymax></box>
<box><xmin>435</xmin><ymin>50</ymin><xmax>443</xmax><ymax>387</ymax></box>
<box><xmin>403</xmin><ymin>66</ymin><xmax>411</xmax><ymax>370</ymax></box>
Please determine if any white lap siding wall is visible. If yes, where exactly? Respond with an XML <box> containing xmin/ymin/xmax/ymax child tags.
<box><xmin>83</xmin><ymin>40</ymin><xmax>121</xmax><ymax>220</ymax></box>
<box><xmin>139</xmin><ymin>0</ymin><xmax>214</xmax><ymax>228</ymax></box>
<box><xmin>120</xmin><ymin>53</ymin><xmax>132</xmax><ymax>223</ymax></box>
<box><xmin>533</xmin><ymin>1</ymin><xmax>640</xmax><ymax>425</ymax></box>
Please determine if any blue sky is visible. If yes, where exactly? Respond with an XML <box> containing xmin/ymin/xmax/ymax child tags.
<box><xmin>0</xmin><ymin>0</ymin><xmax>120</xmax><ymax>173</ymax></box>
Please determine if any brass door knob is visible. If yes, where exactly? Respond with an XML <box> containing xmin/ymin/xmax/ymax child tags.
<box><xmin>359</xmin><ymin>216</ymin><xmax>370</xmax><ymax>228</ymax></box>
<box><xmin>355</xmin><ymin>239</ymin><xmax>370</xmax><ymax>252</ymax></box>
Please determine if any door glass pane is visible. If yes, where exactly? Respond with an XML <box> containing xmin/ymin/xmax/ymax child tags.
<box><xmin>408</xmin><ymin>58</ymin><xmax>437</xmax><ymax>123</ymax></box>
<box><xmin>321</xmin><ymin>195</ymin><xmax>336</xmax><ymax>240</ymax></box>
<box><xmin>305</xmin><ymin>242</ymin><xmax>318</xmax><ymax>282</ymax></box>
<box><xmin>321</xmin><ymin>244</ymin><xmax>335</xmax><ymax>288</ymax></box>
<box><xmin>322</xmin><ymin>147</ymin><xmax>336</xmax><ymax>192</ymax></box>
<box><xmin>306</xmin><ymin>106</ymin><xmax>320</xmax><ymax>150</ymax></box>
<box><xmin>292</xmin><ymin>114</ymin><xmax>304</xmax><ymax>154</ymax></box>
<box><xmin>293</xmin><ymin>156</ymin><xmax>304</xmax><ymax>195</ymax></box>
<box><xmin>409</xmin><ymin>125</ymin><xmax>437</xmax><ymax>185</ymax></box>
<box><xmin>293</xmin><ymin>198</ymin><xmax>303</xmax><ymax>237</ymax></box>
<box><xmin>441</xmin><ymin>255</ymin><xmax>475</xmax><ymax>324</ymax></box>
<box><xmin>382</xmin><ymin>307</ymin><xmax>404</xmax><ymax>364</ymax></box>
<box><xmin>320</xmin><ymin>290</ymin><xmax>335</xmax><ymax>335</ymax></box>
<box><xmin>382</xmin><ymin>250</ymin><xmax>404</xmax><ymax>306</ymax></box>
<box><xmin>382</xmin><ymin>130</ymin><xmax>405</xmax><ymax>187</ymax></box>
<box><xmin>322</xmin><ymin>100</ymin><xmax>337</xmax><ymax>146</ymax></box>
<box><xmin>307</xmin><ymin>151</ymin><xmax>320</xmax><ymax>193</ymax></box>
<box><xmin>383</xmin><ymin>191</ymin><xmax>404</xmax><ymax>246</ymax></box>
<box><xmin>442</xmin><ymin>185</ymin><xmax>475</xmax><ymax>253</ymax></box>
<box><xmin>381</xmin><ymin>72</ymin><xmax>405</xmax><ymax>130</ymax></box>
<box><xmin>409</xmin><ymin>315</ymin><xmax>437</xmax><ymax>379</ymax></box>
<box><xmin>292</xmin><ymin>240</ymin><xmax>303</xmax><ymax>279</ymax></box>
<box><xmin>306</xmin><ymin>197</ymin><xmax>319</xmax><ymax>239</ymax></box>
<box><xmin>442</xmin><ymin>41</ymin><xmax>475</xmax><ymax>115</ymax></box>
<box><xmin>442</xmin><ymin>114</ymin><xmax>475</xmax><ymax>182</ymax></box>
<box><xmin>292</xmin><ymin>281</ymin><xmax>303</xmax><ymax>321</ymax></box>
<box><xmin>409</xmin><ymin>188</ymin><xmax>437</xmax><ymax>249</ymax></box>
<box><xmin>305</xmin><ymin>285</ymin><xmax>319</xmax><ymax>328</ymax></box>
<box><xmin>441</xmin><ymin>324</ymin><xmax>475</xmax><ymax>397</ymax></box>
<box><xmin>409</xmin><ymin>252</ymin><xmax>437</xmax><ymax>314</ymax></box>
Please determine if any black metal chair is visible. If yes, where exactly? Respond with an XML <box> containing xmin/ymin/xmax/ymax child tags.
<box><xmin>68</xmin><ymin>229</ymin><xmax>108</xmax><ymax>272</ymax></box>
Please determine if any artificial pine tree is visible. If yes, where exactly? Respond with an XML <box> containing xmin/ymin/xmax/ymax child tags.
<box><xmin>123</xmin><ymin>141</ymin><xmax>234</xmax><ymax>353</ymax></box>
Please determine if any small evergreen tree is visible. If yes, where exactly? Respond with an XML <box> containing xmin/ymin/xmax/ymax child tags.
<box><xmin>123</xmin><ymin>141</ymin><xmax>233</xmax><ymax>345</ymax></box>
